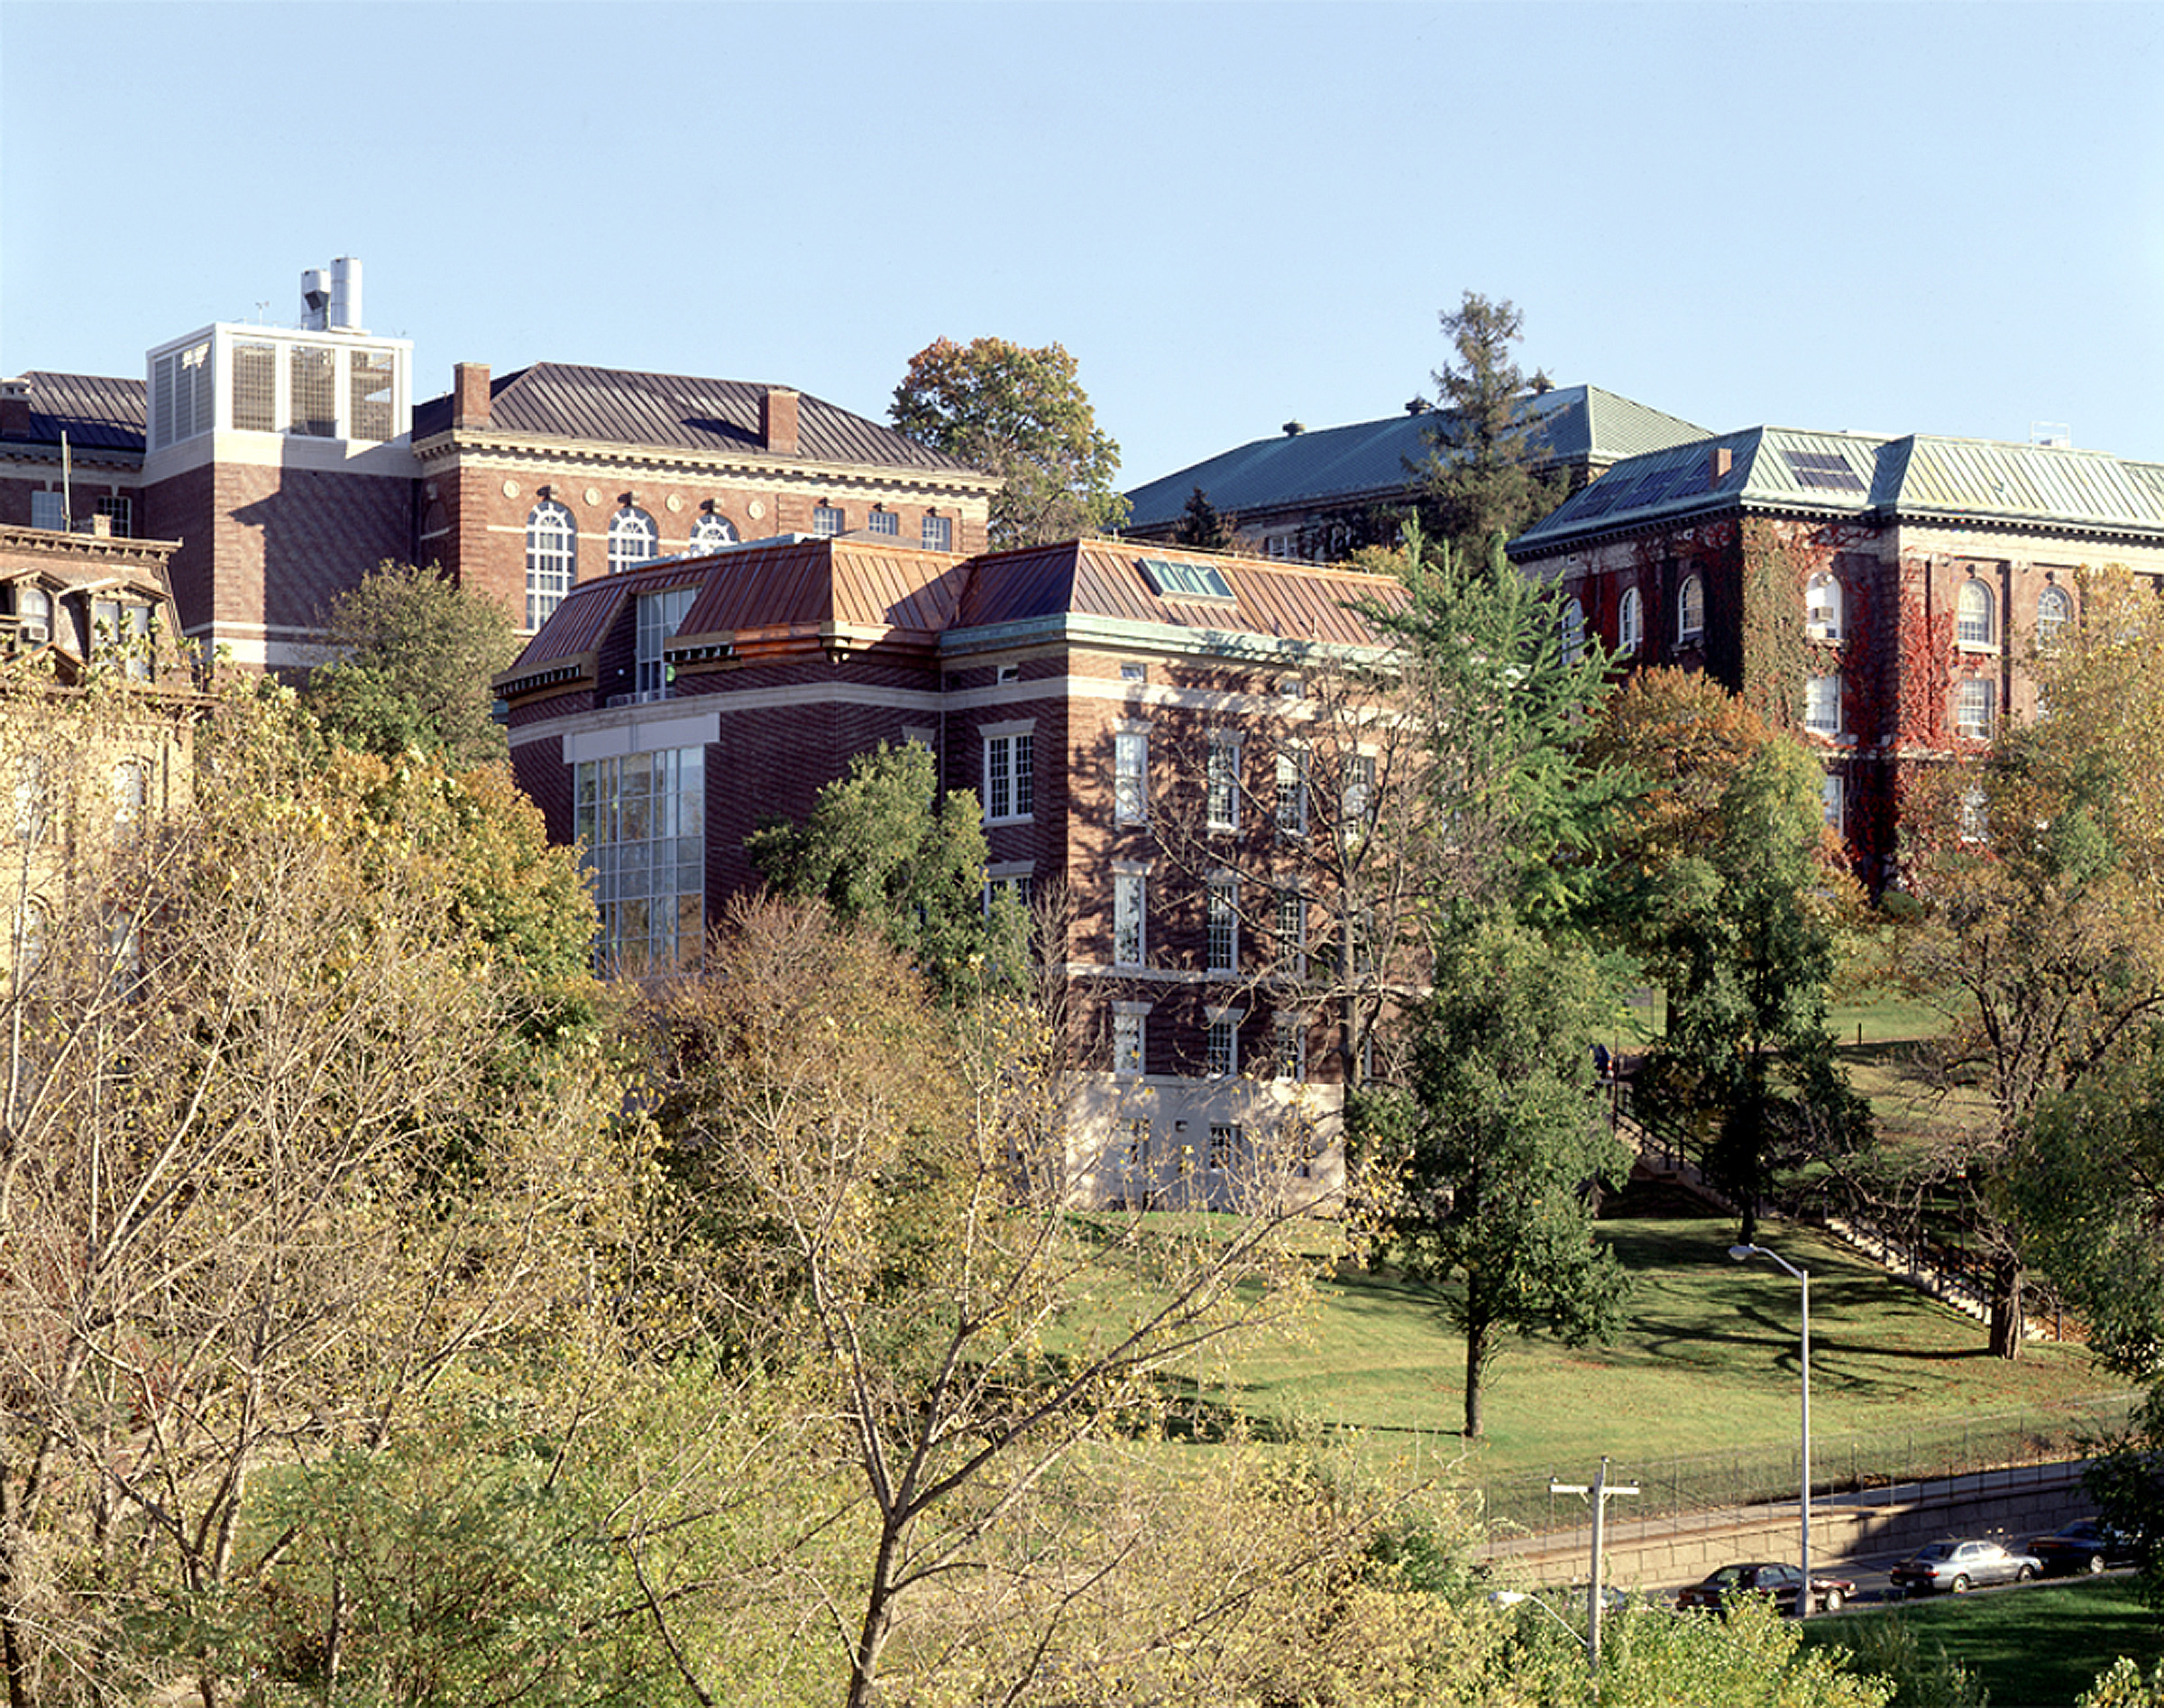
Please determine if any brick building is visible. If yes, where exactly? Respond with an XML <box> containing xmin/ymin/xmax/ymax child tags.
<box><xmin>1</xmin><ymin>260</ymin><xmax>996</xmax><ymax>669</ymax></box>
<box><xmin>1124</xmin><ymin>386</ymin><xmax>1709</xmax><ymax>559</ymax></box>
<box><xmin>496</xmin><ymin>534</ymin><xmax>1408</xmax><ymax>1207</ymax></box>
<box><xmin>1508</xmin><ymin>427</ymin><xmax>2164</xmax><ymax>886</ymax></box>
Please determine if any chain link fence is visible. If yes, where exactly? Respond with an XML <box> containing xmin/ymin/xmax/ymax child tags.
<box><xmin>1480</xmin><ymin>1391</ymin><xmax>2142</xmax><ymax>1537</ymax></box>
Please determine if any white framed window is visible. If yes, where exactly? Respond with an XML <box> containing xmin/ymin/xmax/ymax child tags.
<box><xmin>1113</xmin><ymin>869</ymin><xmax>1147</xmax><ymax>967</ymax></box>
<box><xmin>1561</xmin><ymin>595</ymin><xmax>1585</xmax><ymax>664</ymax></box>
<box><xmin>1112</xmin><ymin>1006</ymin><xmax>1146</xmax><ymax>1078</ymax></box>
<box><xmin>1206</xmin><ymin>877</ymin><xmax>1238</xmax><ymax>974</ymax></box>
<box><xmin>1820</xmin><ymin>773</ymin><xmax>1844</xmax><ymax>833</ymax></box>
<box><xmin>867</xmin><ymin>508</ymin><xmax>899</xmax><ymax>537</ymax></box>
<box><xmin>1121</xmin><ymin>661</ymin><xmax>1147</xmax><ymax>684</ymax></box>
<box><xmin>609</xmin><ymin>506</ymin><xmax>660</xmax><ymax>574</ymax></box>
<box><xmin>1957</xmin><ymin>577</ymin><xmax>1995</xmax><ymax>647</ymax></box>
<box><xmin>1206</xmin><ymin>737</ymin><xmax>1241</xmax><ymax>831</ymax></box>
<box><xmin>812</xmin><ymin>501</ymin><xmax>846</xmax><ymax>537</ymax></box>
<box><xmin>636</xmin><ymin>586</ymin><xmax>695</xmax><ymax>698</ymax></box>
<box><xmin>1274</xmin><ymin>1010</ymin><xmax>1307</xmax><ymax>1082</ymax></box>
<box><xmin>997</xmin><ymin>664</ymin><xmax>1020</xmax><ymax>684</ymax></box>
<box><xmin>1804</xmin><ymin>673</ymin><xmax>1841</xmax><ymax>736</ymax></box>
<box><xmin>95</xmin><ymin>496</ymin><xmax>132</xmax><ymax>537</ymax></box>
<box><xmin>1806</xmin><ymin>573</ymin><xmax>1843</xmax><ymax>640</ymax></box>
<box><xmin>690</xmin><ymin>511</ymin><xmax>738</xmax><ymax>550</ymax></box>
<box><xmin>922</xmin><ymin>513</ymin><xmax>953</xmax><ymax>552</ymax></box>
<box><xmin>1114</xmin><ymin>728</ymin><xmax>1148</xmax><ymax>824</ymax></box>
<box><xmin>1275</xmin><ymin>749</ymin><xmax>1307</xmax><ymax>837</ymax></box>
<box><xmin>2037</xmin><ymin>584</ymin><xmax>2071</xmax><ymax>650</ymax></box>
<box><xmin>526</xmin><ymin>500</ymin><xmax>575</xmax><ymax>629</ymax></box>
<box><xmin>113</xmin><ymin>758</ymin><xmax>148</xmax><ymax>840</ymax></box>
<box><xmin>985</xmin><ymin>864</ymin><xmax>1033</xmax><ymax>919</ymax></box>
<box><xmin>982</xmin><ymin>725</ymin><xmax>1034</xmax><ymax>822</ymax></box>
<box><xmin>1618</xmin><ymin>586</ymin><xmax>1643</xmax><ymax>654</ymax></box>
<box><xmin>1275</xmin><ymin>887</ymin><xmax>1307</xmax><ymax>978</ymax></box>
<box><xmin>572</xmin><ymin>746</ymin><xmax>706</xmax><ymax>976</ymax></box>
<box><xmin>1958</xmin><ymin>785</ymin><xmax>1988</xmax><ymax>842</ymax></box>
<box><xmin>11</xmin><ymin>585</ymin><xmax>51</xmax><ymax>647</ymax></box>
<box><xmin>1207</xmin><ymin>1120</ymin><xmax>1241</xmax><ymax>1169</ymax></box>
<box><xmin>1342</xmin><ymin>752</ymin><xmax>1377</xmax><ymax>841</ymax></box>
<box><xmin>1955</xmin><ymin>676</ymin><xmax>1994</xmax><ymax>739</ymax></box>
<box><xmin>1677</xmin><ymin>573</ymin><xmax>1705</xmax><ymax>644</ymax></box>
<box><xmin>30</xmin><ymin>491</ymin><xmax>64</xmax><ymax>531</ymax></box>
<box><xmin>91</xmin><ymin>597</ymin><xmax>154</xmax><ymax>680</ymax></box>
<box><xmin>1206</xmin><ymin>1017</ymin><xmax>1239</xmax><ymax>1080</ymax></box>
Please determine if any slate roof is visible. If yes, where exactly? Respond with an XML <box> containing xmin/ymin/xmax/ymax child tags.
<box><xmin>413</xmin><ymin>363</ymin><xmax>986</xmax><ymax>476</ymax></box>
<box><xmin>1123</xmin><ymin>386</ymin><xmax>1710</xmax><ymax>531</ymax></box>
<box><xmin>5</xmin><ymin>372</ymin><xmax>149</xmax><ymax>455</ymax></box>
<box><xmin>1509</xmin><ymin>427</ymin><xmax>2164</xmax><ymax>556</ymax></box>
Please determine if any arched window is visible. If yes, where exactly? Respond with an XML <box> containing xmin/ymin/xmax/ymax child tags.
<box><xmin>525</xmin><ymin>500</ymin><xmax>575</xmax><ymax>629</ymax></box>
<box><xmin>2037</xmin><ymin>584</ymin><xmax>2071</xmax><ymax>650</ymax></box>
<box><xmin>690</xmin><ymin>511</ymin><xmax>738</xmax><ymax>552</ymax></box>
<box><xmin>14</xmin><ymin>585</ymin><xmax>51</xmax><ymax>646</ymax></box>
<box><xmin>609</xmin><ymin>506</ymin><xmax>660</xmax><ymax>574</ymax></box>
<box><xmin>1676</xmin><ymin>573</ymin><xmax>1705</xmax><ymax>644</ymax></box>
<box><xmin>1806</xmin><ymin>573</ymin><xmax>1843</xmax><ymax>641</ymax></box>
<box><xmin>1957</xmin><ymin>578</ymin><xmax>1995</xmax><ymax>647</ymax></box>
<box><xmin>1618</xmin><ymin>587</ymin><xmax>1643</xmax><ymax>654</ymax></box>
<box><xmin>1561</xmin><ymin>596</ymin><xmax>1585</xmax><ymax>664</ymax></box>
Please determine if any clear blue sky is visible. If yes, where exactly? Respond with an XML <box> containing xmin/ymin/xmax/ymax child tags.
<box><xmin>6</xmin><ymin>2</ymin><xmax>2162</xmax><ymax>488</ymax></box>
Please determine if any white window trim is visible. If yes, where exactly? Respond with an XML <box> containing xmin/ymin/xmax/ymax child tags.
<box><xmin>981</xmin><ymin>719</ymin><xmax>1036</xmax><ymax>824</ymax></box>
<box><xmin>1206</xmin><ymin>874</ymin><xmax>1238</xmax><ymax>975</ymax></box>
<box><xmin>1677</xmin><ymin>573</ymin><xmax>1705</xmax><ymax>644</ymax></box>
<box><xmin>1114</xmin><ymin>721</ymin><xmax>1149</xmax><ymax>825</ymax></box>
<box><xmin>1956</xmin><ymin>577</ymin><xmax>1997</xmax><ymax>651</ymax></box>
<box><xmin>1204</xmin><ymin>1005</ymin><xmax>1245</xmax><ymax>1081</ymax></box>
<box><xmin>1206</xmin><ymin>735</ymin><xmax>1242</xmax><ymax>832</ymax></box>
<box><xmin>1618</xmin><ymin>585</ymin><xmax>1643</xmax><ymax>654</ymax></box>
<box><xmin>1111</xmin><ymin>998</ymin><xmax>1151</xmax><ymax>1079</ymax></box>
<box><xmin>1804</xmin><ymin>673</ymin><xmax>1841</xmax><ymax>738</ymax></box>
<box><xmin>1112</xmin><ymin>861</ymin><xmax>1151</xmax><ymax>969</ymax></box>
<box><xmin>1805</xmin><ymin>573</ymin><xmax>1843</xmax><ymax>642</ymax></box>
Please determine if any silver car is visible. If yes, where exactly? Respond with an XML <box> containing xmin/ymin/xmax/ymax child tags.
<box><xmin>1890</xmin><ymin>1538</ymin><xmax>2041</xmax><ymax>1595</ymax></box>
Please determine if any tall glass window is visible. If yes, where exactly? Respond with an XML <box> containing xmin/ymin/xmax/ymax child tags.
<box><xmin>609</xmin><ymin>507</ymin><xmax>660</xmax><ymax>574</ymax></box>
<box><xmin>636</xmin><ymin>586</ymin><xmax>696</xmax><ymax>698</ymax></box>
<box><xmin>573</xmin><ymin>746</ymin><xmax>705</xmax><ymax>975</ymax></box>
<box><xmin>526</xmin><ymin>501</ymin><xmax>576</xmax><ymax>629</ymax></box>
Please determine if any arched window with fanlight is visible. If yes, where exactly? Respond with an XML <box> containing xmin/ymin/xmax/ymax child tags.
<box><xmin>2037</xmin><ymin>584</ymin><xmax>2071</xmax><ymax>650</ymax></box>
<box><xmin>1676</xmin><ymin>573</ymin><xmax>1705</xmax><ymax>645</ymax></box>
<box><xmin>525</xmin><ymin>500</ymin><xmax>575</xmax><ymax>629</ymax></box>
<box><xmin>1957</xmin><ymin>577</ymin><xmax>1995</xmax><ymax>647</ymax></box>
<box><xmin>689</xmin><ymin>511</ymin><xmax>738</xmax><ymax>553</ymax></box>
<box><xmin>1806</xmin><ymin>572</ymin><xmax>1843</xmax><ymax>641</ymax></box>
<box><xmin>1561</xmin><ymin>596</ymin><xmax>1586</xmax><ymax>664</ymax></box>
<box><xmin>609</xmin><ymin>506</ymin><xmax>660</xmax><ymax>574</ymax></box>
<box><xmin>1618</xmin><ymin>586</ymin><xmax>1643</xmax><ymax>655</ymax></box>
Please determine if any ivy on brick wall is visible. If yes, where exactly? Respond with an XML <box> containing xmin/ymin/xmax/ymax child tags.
<box><xmin>1738</xmin><ymin>518</ymin><xmax>1811</xmax><ymax>732</ymax></box>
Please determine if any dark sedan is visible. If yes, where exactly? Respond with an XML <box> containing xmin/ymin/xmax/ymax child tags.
<box><xmin>1890</xmin><ymin>1538</ymin><xmax>2040</xmax><ymax>1595</ymax></box>
<box><xmin>2031</xmin><ymin>1520</ymin><xmax>2138</xmax><ymax>1577</ymax></box>
<box><xmin>1675</xmin><ymin>1561</ymin><xmax>1857</xmax><ymax>1615</ymax></box>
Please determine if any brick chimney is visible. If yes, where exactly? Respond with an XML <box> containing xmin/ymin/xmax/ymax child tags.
<box><xmin>762</xmin><ymin>386</ymin><xmax>800</xmax><ymax>456</ymax></box>
<box><xmin>453</xmin><ymin>363</ymin><xmax>492</xmax><ymax>429</ymax></box>
<box><xmin>1</xmin><ymin>379</ymin><xmax>32</xmax><ymax>440</ymax></box>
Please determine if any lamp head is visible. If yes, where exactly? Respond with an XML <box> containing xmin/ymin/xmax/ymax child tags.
<box><xmin>1728</xmin><ymin>1244</ymin><xmax>1759</xmax><ymax>1263</ymax></box>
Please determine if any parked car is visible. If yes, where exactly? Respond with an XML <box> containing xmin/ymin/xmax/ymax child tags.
<box><xmin>1675</xmin><ymin>1561</ymin><xmax>1857</xmax><ymax>1615</ymax></box>
<box><xmin>1889</xmin><ymin>1538</ymin><xmax>2041</xmax><ymax>1595</ymax></box>
<box><xmin>2030</xmin><ymin>1519</ymin><xmax>2138</xmax><ymax>1577</ymax></box>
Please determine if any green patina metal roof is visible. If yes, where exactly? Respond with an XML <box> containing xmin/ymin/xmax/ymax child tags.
<box><xmin>1123</xmin><ymin>385</ymin><xmax>1710</xmax><ymax>531</ymax></box>
<box><xmin>1509</xmin><ymin>427</ymin><xmax>2164</xmax><ymax>556</ymax></box>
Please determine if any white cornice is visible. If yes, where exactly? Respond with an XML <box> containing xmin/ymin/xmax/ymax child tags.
<box><xmin>409</xmin><ymin>428</ymin><xmax>1002</xmax><ymax>498</ymax></box>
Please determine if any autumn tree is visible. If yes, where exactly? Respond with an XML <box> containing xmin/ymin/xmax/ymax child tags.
<box><xmin>1417</xmin><ymin>291</ymin><xmax>1564</xmax><ymax>559</ymax></box>
<box><xmin>890</xmin><ymin>336</ymin><xmax>1129</xmax><ymax>548</ymax></box>
<box><xmin>302</xmin><ymin>559</ymin><xmax>522</xmax><ymax>769</ymax></box>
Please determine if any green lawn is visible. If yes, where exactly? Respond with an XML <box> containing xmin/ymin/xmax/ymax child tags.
<box><xmin>1803</xmin><ymin>1578</ymin><xmax>2164</xmax><ymax>1708</ymax></box>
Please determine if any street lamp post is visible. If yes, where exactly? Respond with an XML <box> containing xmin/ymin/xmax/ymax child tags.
<box><xmin>1729</xmin><ymin>1242</ymin><xmax>1811</xmax><ymax>1617</ymax></box>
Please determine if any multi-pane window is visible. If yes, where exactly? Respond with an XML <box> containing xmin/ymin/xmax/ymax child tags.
<box><xmin>1113</xmin><ymin>1008</ymin><xmax>1145</xmax><ymax>1078</ymax></box>
<box><xmin>1275</xmin><ymin>887</ymin><xmax>1307</xmax><ymax>978</ymax></box>
<box><xmin>1206</xmin><ymin>879</ymin><xmax>1238</xmax><ymax>974</ymax></box>
<box><xmin>984</xmin><ymin>730</ymin><xmax>1033</xmax><ymax>822</ymax></box>
<box><xmin>1618</xmin><ymin>586</ymin><xmax>1643</xmax><ymax>654</ymax></box>
<box><xmin>95</xmin><ymin>496</ymin><xmax>132</xmax><ymax>537</ymax></box>
<box><xmin>1113</xmin><ymin>871</ymin><xmax>1145</xmax><ymax>967</ymax></box>
<box><xmin>13</xmin><ymin>586</ymin><xmax>50</xmax><ymax>646</ymax></box>
<box><xmin>1207</xmin><ymin>1121</ymin><xmax>1240</xmax><ymax>1169</ymax></box>
<box><xmin>1676</xmin><ymin>573</ymin><xmax>1705</xmax><ymax>644</ymax></box>
<box><xmin>1206</xmin><ymin>1022</ymin><xmax>1238</xmax><ymax>1080</ymax></box>
<box><xmin>573</xmin><ymin>746</ymin><xmax>705</xmax><ymax>976</ymax></box>
<box><xmin>922</xmin><ymin>513</ymin><xmax>953</xmax><ymax>552</ymax></box>
<box><xmin>1804</xmin><ymin>674</ymin><xmax>1840</xmax><ymax>736</ymax></box>
<box><xmin>1561</xmin><ymin>596</ymin><xmax>1586</xmax><ymax>664</ymax></box>
<box><xmin>1806</xmin><ymin>573</ymin><xmax>1843</xmax><ymax>640</ymax></box>
<box><xmin>1958</xmin><ymin>785</ymin><xmax>1988</xmax><ymax>841</ymax></box>
<box><xmin>91</xmin><ymin>598</ymin><xmax>154</xmax><ymax>680</ymax></box>
<box><xmin>867</xmin><ymin>509</ymin><xmax>899</xmax><ymax>537</ymax></box>
<box><xmin>1206</xmin><ymin>738</ymin><xmax>1241</xmax><ymax>831</ymax></box>
<box><xmin>1955</xmin><ymin>676</ymin><xmax>1994</xmax><ymax>739</ymax></box>
<box><xmin>812</xmin><ymin>502</ymin><xmax>846</xmax><ymax>537</ymax></box>
<box><xmin>1274</xmin><ymin>1010</ymin><xmax>1307</xmax><ymax>1082</ymax></box>
<box><xmin>526</xmin><ymin>501</ymin><xmax>575</xmax><ymax>629</ymax></box>
<box><xmin>1957</xmin><ymin>578</ymin><xmax>1995</xmax><ymax>647</ymax></box>
<box><xmin>30</xmin><ymin>491</ymin><xmax>63</xmax><ymax>531</ymax></box>
<box><xmin>1342</xmin><ymin>753</ymin><xmax>1377</xmax><ymax>841</ymax></box>
<box><xmin>2037</xmin><ymin>585</ymin><xmax>2071</xmax><ymax>649</ymax></box>
<box><xmin>609</xmin><ymin>507</ymin><xmax>660</xmax><ymax>574</ymax></box>
<box><xmin>986</xmin><ymin>871</ymin><xmax>1032</xmax><ymax>914</ymax></box>
<box><xmin>1114</xmin><ymin>730</ymin><xmax>1148</xmax><ymax>823</ymax></box>
<box><xmin>690</xmin><ymin>512</ymin><xmax>738</xmax><ymax>551</ymax></box>
<box><xmin>636</xmin><ymin>586</ymin><xmax>695</xmax><ymax>698</ymax></box>
<box><xmin>1820</xmin><ymin>773</ymin><xmax>1844</xmax><ymax>833</ymax></box>
<box><xmin>1275</xmin><ymin>750</ymin><xmax>1307</xmax><ymax>837</ymax></box>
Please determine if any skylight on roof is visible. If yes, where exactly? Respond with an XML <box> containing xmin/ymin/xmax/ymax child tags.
<box><xmin>1783</xmin><ymin>450</ymin><xmax>1866</xmax><ymax>493</ymax></box>
<box><xmin>1140</xmin><ymin>557</ymin><xmax>1235</xmax><ymax>601</ymax></box>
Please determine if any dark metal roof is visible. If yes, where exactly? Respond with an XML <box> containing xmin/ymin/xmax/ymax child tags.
<box><xmin>1123</xmin><ymin>385</ymin><xmax>1710</xmax><ymax>529</ymax></box>
<box><xmin>5</xmin><ymin>372</ymin><xmax>148</xmax><ymax>454</ymax></box>
<box><xmin>414</xmin><ymin>363</ymin><xmax>983</xmax><ymax>475</ymax></box>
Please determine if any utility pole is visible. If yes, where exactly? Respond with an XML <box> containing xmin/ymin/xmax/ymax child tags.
<box><xmin>1550</xmin><ymin>1456</ymin><xmax>1639</xmax><ymax>1670</ymax></box>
